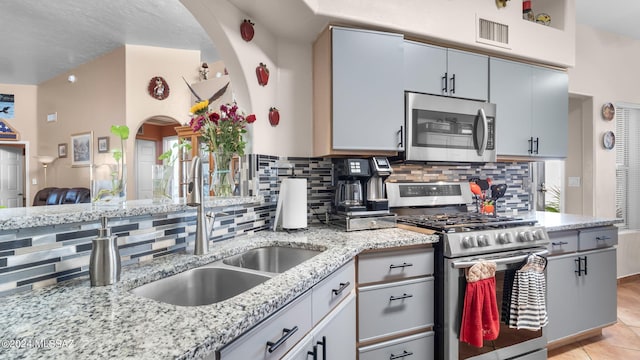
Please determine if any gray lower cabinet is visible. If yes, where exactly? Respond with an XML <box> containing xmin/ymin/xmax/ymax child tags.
<box><xmin>359</xmin><ymin>331</ymin><xmax>435</xmax><ymax>360</ymax></box>
<box><xmin>357</xmin><ymin>246</ymin><xmax>435</xmax><ymax>359</ymax></box>
<box><xmin>217</xmin><ymin>291</ymin><xmax>313</xmax><ymax>360</ymax></box>
<box><xmin>282</xmin><ymin>292</ymin><xmax>356</xmax><ymax>360</ymax></box>
<box><xmin>490</xmin><ymin>57</ymin><xmax>568</xmax><ymax>158</ymax></box>
<box><xmin>358</xmin><ymin>277</ymin><xmax>434</xmax><ymax>343</ymax></box>
<box><xmin>217</xmin><ymin>260</ymin><xmax>356</xmax><ymax>359</ymax></box>
<box><xmin>546</xmin><ymin>247</ymin><xmax>617</xmax><ymax>343</ymax></box>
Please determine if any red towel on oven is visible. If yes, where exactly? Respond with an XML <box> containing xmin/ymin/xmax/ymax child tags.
<box><xmin>460</xmin><ymin>261</ymin><xmax>500</xmax><ymax>348</ymax></box>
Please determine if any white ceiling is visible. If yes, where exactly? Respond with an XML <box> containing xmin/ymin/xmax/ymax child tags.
<box><xmin>0</xmin><ymin>0</ymin><xmax>637</xmax><ymax>86</ymax></box>
<box><xmin>0</xmin><ymin>0</ymin><xmax>219</xmax><ymax>85</ymax></box>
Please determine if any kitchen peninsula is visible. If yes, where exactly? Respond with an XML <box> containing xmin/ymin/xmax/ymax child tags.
<box><xmin>0</xmin><ymin>205</ymin><xmax>621</xmax><ymax>359</ymax></box>
<box><xmin>1</xmin><ymin>222</ymin><xmax>438</xmax><ymax>360</ymax></box>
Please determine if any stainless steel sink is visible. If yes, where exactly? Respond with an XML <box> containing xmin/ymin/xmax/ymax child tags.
<box><xmin>222</xmin><ymin>246</ymin><xmax>323</xmax><ymax>273</ymax></box>
<box><xmin>131</xmin><ymin>267</ymin><xmax>270</xmax><ymax>306</ymax></box>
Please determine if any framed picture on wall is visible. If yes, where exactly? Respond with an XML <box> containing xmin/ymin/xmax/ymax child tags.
<box><xmin>58</xmin><ymin>143</ymin><xmax>68</xmax><ymax>158</ymax></box>
<box><xmin>71</xmin><ymin>131</ymin><xmax>93</xmax><ymax>167</ymax></box>
<box><xmin>97</xmin><ymin>136</ymin><xmax>109</xmax><ymax>153</ymax></box>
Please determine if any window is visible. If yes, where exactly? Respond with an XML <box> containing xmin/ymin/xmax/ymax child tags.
<box><xmin>615</xmin><ymin>106</ymin><xmax>640</xmax><ymax>230</ymax></box>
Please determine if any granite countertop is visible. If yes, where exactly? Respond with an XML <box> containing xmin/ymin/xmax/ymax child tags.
<box><xmin>0</xmin><ymin>226</ymin><xmax>438</xmax><ymax>360</ymax></box>
<box><xmin>526</xmin><ymin>211</ymin><xmax>623</xmax><ymax>232</ymax></box>
<box><xmin>0</xmin><ymin>196</ymin><xmax>263</xmax><ymax>231</ymax></box>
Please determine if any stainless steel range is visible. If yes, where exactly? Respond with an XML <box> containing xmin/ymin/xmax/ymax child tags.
<box><xmin>387</xmin><ymin>182</ymin><xmax>550</xmax><ymax>360</ymax></box>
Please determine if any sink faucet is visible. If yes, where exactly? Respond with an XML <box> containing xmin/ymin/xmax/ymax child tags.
<box><xmin>186</xmin><ymin>156</ymin><xmax>209</xmax><ymax>255</ymax></box>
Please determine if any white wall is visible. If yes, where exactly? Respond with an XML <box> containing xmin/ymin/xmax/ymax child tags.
<box><xmin>568</xmin><ymin>24</ymin><xmax>640</xmax><ymax>278</ymax></box>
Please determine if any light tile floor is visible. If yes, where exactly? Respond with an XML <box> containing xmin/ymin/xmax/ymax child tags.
<box><xmin>548</xmin><ymin>278</ymin><xmax>640</xmax><ymax>360</ymax></box>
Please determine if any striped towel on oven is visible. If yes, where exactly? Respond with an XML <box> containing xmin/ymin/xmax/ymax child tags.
<box><xmin>508</xmin><ymin>254</ymin><xmax>548</xmax><ymax>330</ymax></box>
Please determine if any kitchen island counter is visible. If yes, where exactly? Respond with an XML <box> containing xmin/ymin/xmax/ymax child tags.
<box><xmin>0</xmin><ymin>197</ymin><xmax>263</xmax><ymax>231</ymax></box>
<box><xmin>0</xmin><ymin>226</ymin><xmax>438</xmax><ymax>360</ymax></box>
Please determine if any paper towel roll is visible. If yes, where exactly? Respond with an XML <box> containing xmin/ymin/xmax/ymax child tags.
<box><xmin>278</xmin><ymin>178</ymin><xmax>307</xmax><ymax>230</ymax></box>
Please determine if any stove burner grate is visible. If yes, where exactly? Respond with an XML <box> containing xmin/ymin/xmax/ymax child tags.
<box><xmin>397</xmin><ymin>213</ymin><xmax>536</xmax><ymax>233</ymax></box>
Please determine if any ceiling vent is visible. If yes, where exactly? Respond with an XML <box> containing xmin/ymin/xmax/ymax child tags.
<box><xmin>477</xmin><ymin>17</ymin><xmax>510</xmax><ymax>49</ymax></box>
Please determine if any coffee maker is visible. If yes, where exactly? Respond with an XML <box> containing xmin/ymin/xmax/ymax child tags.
<box><xmin>331</xmin><ymin>158</ymin><xmax>396</xmax><ymax>231</ymax></box>
<box><xmin>334</xmin><ymin>158</ymin><xmax>369</xmax><ymax>213</ymax></box>
<box><xmin>366</xmin><ymin>157</ymin><xmax>393</xmax><ymax>211</ymax></box>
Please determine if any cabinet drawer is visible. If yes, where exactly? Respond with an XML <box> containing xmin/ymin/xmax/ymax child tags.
<box><xmin>312</xmin><ymin>259</ymin><xmax>355</xmax><ymax>324</ymax></box>
<box><xmin>578</xmin><ymin>227</ymin><xmax>618</xmax><ymax>251</ymax></box>
<box><xmin>218</xmin><ymin>291</ymin><xmax>312</xmax><ymax>360</ymax></box>
<box><xmin>359</xmin><ymin>331</ymin><xmax>434</xmax><ymax>360</ymax></box>
<box><xmin>547</xmin><ymin>230</ymin><xmax>578</xmax><ymax>255</ymax></box>
<box><xmin>358</xmin><ymin>248</ymin><xmax>434</xmax><ymax>284</ymax></box>
<box><xmin>358</xmin><ymin>277</ymin><xmax>434</xmax><ymax>342</ymax></box>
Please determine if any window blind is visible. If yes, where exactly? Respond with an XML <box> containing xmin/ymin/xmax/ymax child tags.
<box><xmin>616</xmin><ymin>106</ymin><xmax>640</xmax><ymax>230</ymax></box>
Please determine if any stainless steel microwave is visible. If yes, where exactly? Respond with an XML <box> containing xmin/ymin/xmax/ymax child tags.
<box><xmin>405</xmin><ymin>92</ymin><xmax>496</xmax><ymax>163</ymax></box>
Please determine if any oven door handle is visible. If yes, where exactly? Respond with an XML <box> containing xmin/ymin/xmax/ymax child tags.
<box><xmin>451</xmin><ymin>249</ymin><xmax>549</xmax><ymax>269</ymax></box>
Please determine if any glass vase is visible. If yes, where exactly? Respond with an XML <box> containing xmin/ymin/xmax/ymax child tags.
<box><xmin>91</xmin><ymin>146</ymin><xmax>126</xmax><ymax>206</ymax></box>
<box><xmin>212</xmin><ymin>150</ymin><xmax>234</xmax><ymax>197</ymax></box>
<box><xmin>152</xmin><ymin>164</ymin><xmax>173</xmax><ymax>203</ymax></box>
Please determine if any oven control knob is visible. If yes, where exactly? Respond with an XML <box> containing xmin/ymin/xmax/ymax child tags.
<box><xmin>498</xmin><ymin>232</ymin><xmax>513</xmax><ymax>244</ymax></box>
<box><xmin>533</xmin><ymin>229</ymin><xmax>546</xmax><ymax>240</ymax></box>
<box><xmin>518</xmin><ymin>231</ymin><xmax>534</xmax><ymax>242</ymax></box>
<box><xmin>461</xmin><ymin>236</ymin><xmax>477</xmax><ymax>248</ymax></box>
<box><xmin>477</xmin><ymin>235</ymin><xmax>490</xmax><ymax>247</ymax></box>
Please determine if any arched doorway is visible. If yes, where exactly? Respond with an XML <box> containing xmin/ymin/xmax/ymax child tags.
<box><xmin>134</xmin><ymin>116</ymin><xmax>181</xmax><ymax>199</ymax></box>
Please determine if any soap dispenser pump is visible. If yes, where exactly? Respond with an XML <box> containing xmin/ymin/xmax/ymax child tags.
<box><xmin>89</xmin><ymin>216</ymin><xmax>121</xmax><ymax>286</ymax></box>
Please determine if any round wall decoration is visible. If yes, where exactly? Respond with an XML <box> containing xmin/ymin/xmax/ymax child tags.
<box><xmin>148</xmin><ymin>76</ymin><xmax>170</xmax><ymax>100</ymax></box>
<box><xmin>603</xmin><ymin>131</ymin><xmax>615</xmax><ymax>150</ymax></box>
<box><xmin>602</xmin><ymin>102</ymin><xmax>615</xmax><ymax>121</ymax></box>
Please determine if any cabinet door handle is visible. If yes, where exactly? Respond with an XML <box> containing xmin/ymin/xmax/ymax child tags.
<box><xmin>583</xmin><ymin>256</ymin><xmax>588</xmax><ymax>276</ymax></box>
<box><xmin>450</xmin><ymin>73</ymin><xmax>456</xmax><ymax>94</ymax></box>
<box><xmin>442</xmin><ymin>72</ymin><xmax>448</xmax><ymax>93</ymax></box>
<box><xmin>307</xmin><ymin>345</ymin><xmax>317</xmax><ymax>360</ymax></box>
<box><xmin>390</xmin><ymin>350</ymin><xmax>414</xmax><ymax>359</ymax></box>
<box><xmin>389</xmin><ymin>262</ymin><xmax>413</xmax><ymax>269</ymax></box>
<box><xmin>528</xmin><ymin>137</ymin><xmax>534</xmax><ymax>154</ymax></box>
<box><xmin>332</xmin><ymin>281</ymin><xmax>350</xmax><ymax>296</ymax></box>
<box><xmin>552</xmin><ymin>241</ymin><xmax>568</xmax><ymax>246</ymax></box>
<box><xmin>316</xmin><ymin>336</ymin><xmax>326</xmax><ymax>360</ymax></box>
<box><xmin>390</xmin><ymin>293</ymin><xmax>413</xmax><ymax>302</ymax></box>
<box><xmin>596</xmin><ymin>236</ymin><xmax>611</xmax><ymax>241</ymax></box>
<box><xmin>266</xmin><ymin>326</ymin><xmax>298</xmax><ymax>353</ymax></box>
<box><xmin>534</xmin><ymin>137</ymin><xmax>540</xmax><ymax>154</ymax></box>
<box><xmin>574</xmin><ymin>257</ymin><xmax>583</xmax><ymax>276</ymax></box>
<box><xmin>398</xmin><ymin>125</ymin><xmax>404</xmax><ymax>148</ymax></box>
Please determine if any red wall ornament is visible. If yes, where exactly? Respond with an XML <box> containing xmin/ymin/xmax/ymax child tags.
<box><xmin>256</xmin><ymin>63</ymin><xmax>269</xmax><ymax>86</ymax></box>
<box><xmin>269</xmin><ymin>107</ymin><xmax>280</xmax><ymax>126</ymax></box>
<box><xmin>148</xmin><ymin>76</ymin><xmax>170</xmax><ymax>100</ymax></box>
<box><xmin>240</xmin><ymin>19</ymin><xmax>255</xmax><ymax>42</ymax></box>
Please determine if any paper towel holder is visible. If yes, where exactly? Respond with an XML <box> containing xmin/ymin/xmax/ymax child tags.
<box><xmin>272</xmin><ymin>177</ymin><xmax>308</xmax><ymax>231</ymax></box>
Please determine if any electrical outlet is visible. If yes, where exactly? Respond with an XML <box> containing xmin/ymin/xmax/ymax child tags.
<box><xmin>32</xmin><ymin>178</ymin><xmax>37</xmax><ymax>185</ymax></box>
<box><xmin>568</xmin><ymin>177</ymin><xmax>581</xmax><ymax>187</ymax></box>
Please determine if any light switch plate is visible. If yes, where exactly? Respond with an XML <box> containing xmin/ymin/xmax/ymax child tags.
<box><xmin>568</xmin><ymin>177</ymin><xmax>581</xmax><ymax>187</ymax></box>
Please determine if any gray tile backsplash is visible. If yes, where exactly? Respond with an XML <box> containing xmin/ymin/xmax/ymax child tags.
<box><xmin>0</xmin><ymin>155</ymin><xmax>530</xmax><ymax>296</ymax></box>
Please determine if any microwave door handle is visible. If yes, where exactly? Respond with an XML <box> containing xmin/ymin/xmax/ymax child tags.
<box><xmin>476</xmin><ymin>108</ymin><xmax>488</xmax><ymax>156</ymax></box>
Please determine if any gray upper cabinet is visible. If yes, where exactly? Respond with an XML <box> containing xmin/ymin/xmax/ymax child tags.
<box><xmin>404</xmin><ymin>41</ymin><xmax>488</xmax><ymax>101</ymax></box>
<box><xmin>313</xmin><ymin>26</ymin><xmax>404</xmax><ymax>156</ymax></box>
<box><xmin>490</xmin><ymin>57</ymin><xmax>568</xmax><ymax>158</ymax></box>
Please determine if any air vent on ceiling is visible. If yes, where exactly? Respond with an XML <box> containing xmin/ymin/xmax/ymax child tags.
<box><xmin>477</xmin><ymin>17</ymin><xmax>510</xmax><ymax>49</ymax></box>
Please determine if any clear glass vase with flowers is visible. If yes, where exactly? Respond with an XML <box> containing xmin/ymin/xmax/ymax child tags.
<box><xmin>189</xmin><ymin>100</ymin><xmax>256</xmax><ymax>196</ymax></box>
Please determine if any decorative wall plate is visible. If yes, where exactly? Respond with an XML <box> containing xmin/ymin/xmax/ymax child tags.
<box><xmin>602</xmin><ymin>102</ymin><xmax>615</xmax><ymax>121</ymax></box>
<box><xmin>148</xmin><ymin>76</ymin><xmax>170</xmax><ymax>100</ymax></box>
<box><xmin>603</xmin><ymin>131</ymin><xmax>615</xmax><ymax>150</ymax></box>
